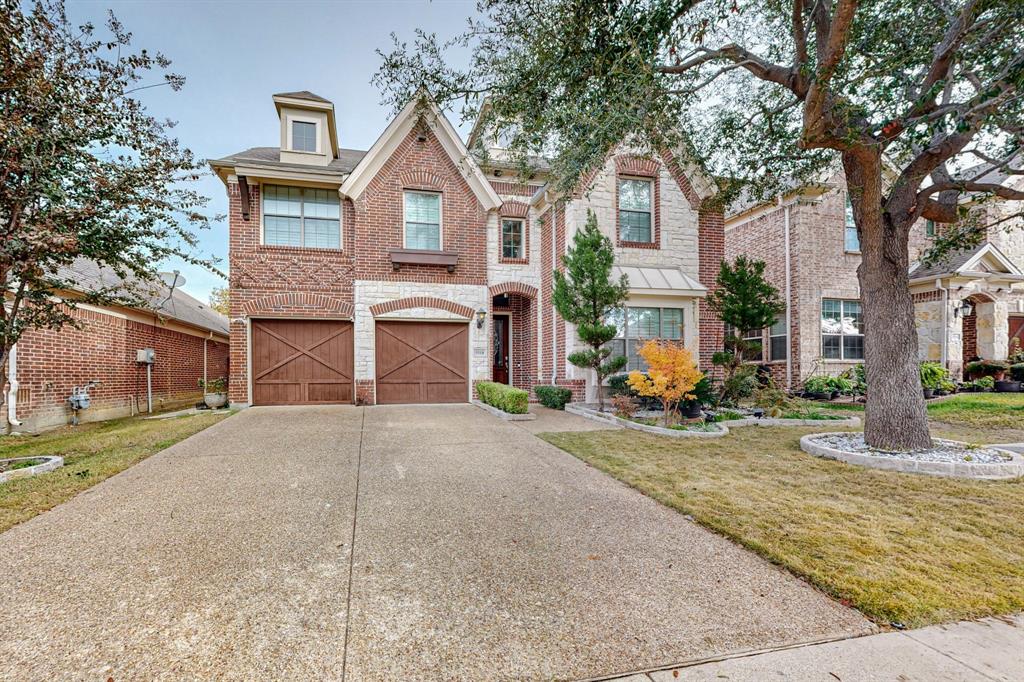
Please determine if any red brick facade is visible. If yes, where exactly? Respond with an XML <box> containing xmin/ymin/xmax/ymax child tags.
<box><xmin>219</xmin><ymin>94</ymin><xmax>726</xmax><ymax>406</ymax></box>
<box><xmin>4</xmin><ymin>305</ymin><xmax>228</xmax><ymax>431</ymax></box>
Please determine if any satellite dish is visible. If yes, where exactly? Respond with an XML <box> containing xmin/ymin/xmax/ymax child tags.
<box><xmin>158</xmin><ymin>271</ymin><xmax>186</xmax><ymax>289</ymax></box>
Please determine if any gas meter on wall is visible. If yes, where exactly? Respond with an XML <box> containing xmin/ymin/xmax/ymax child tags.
<box><xmin>136</xmin><ymin>349</ymin><xmax>155</xmax><ymax>364</ymax></box>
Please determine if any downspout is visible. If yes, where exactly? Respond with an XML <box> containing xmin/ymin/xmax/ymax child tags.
<box><xmin>782</xmin><ymin>198</ymin><xmax>793</xmax><ymax>391</ymax></box>
<box><xmin>935</xmin><ymin>278</ymin><xmax>948</xmax><ymax>368</ymax></box>
<box><xmin>7</xmin><ymin>344</ymin><xmax>23</xmax><ymax>426</ymax></box>
<box><xmin>550</xmin><ymin>201</ymin><xmax>558</xmax><ymax>385</ymax></box>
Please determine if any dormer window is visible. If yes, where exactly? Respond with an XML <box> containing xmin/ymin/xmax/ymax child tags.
<box><xmin>291</xmin><ymin>120</ymin><xmax>317</xmax><ymax>153</ymax></box>
<box><xmin>404</xmin><ymin>190</ymin><xmax>441</xmax><ymax>250</ymax></box>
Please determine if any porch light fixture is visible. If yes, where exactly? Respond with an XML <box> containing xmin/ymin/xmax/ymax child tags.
<box><xmin>475</xmin><ymin>308</ymin><xmax>487</xmax><ymax>329</ymax></box>
<box><xmin>955</xmin><ymin>300</ymin><xmax>974</xmax><ymax>318</ymax></box>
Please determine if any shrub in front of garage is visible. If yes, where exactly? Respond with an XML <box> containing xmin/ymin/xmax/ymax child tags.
<box><xmin>534</xmin><ymin>385</ymin><xmax>573</xmax><ymax>410</ymax></box>
<box><xmin>476</xmin><ymin>381</ymin><xmax>529</xmax><ymax>414</ymax></box>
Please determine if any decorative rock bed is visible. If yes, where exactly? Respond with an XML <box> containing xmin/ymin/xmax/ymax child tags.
<box><xmin>471</xmin><ymin>400</ymin><xmax>536</xmax><ymax>421</ymax></box>
<box><xmin>800</xmin><ymin>433</ymin><xmax>1024</xmax><ymax>480</ymax></box>
<box><xmin>566</xmin><ymin>404</ymin><xmax>861</xmax><ymax>438</ymax></box>
<box><xmin>0</xmin><ymin>455</ymin><xmax>64</xmax><ymax>483</ymax></box>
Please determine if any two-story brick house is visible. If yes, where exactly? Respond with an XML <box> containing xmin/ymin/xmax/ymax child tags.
<box><xmin>725</xmin><ymin>167</ymin><xmax>1024</xmax><ymax>387</ymax></box>
<box><xmin>210</xmin><ymin>90</ymin><xmax>724</xmax><ymax>406</ymax></box>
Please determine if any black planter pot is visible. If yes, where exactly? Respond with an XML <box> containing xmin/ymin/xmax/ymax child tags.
<box><xmin>683</xmin><ymin>402</ymin><xmax>702</xmax><ymax>419</ymax></box>
<box><xmin>922</xmin><ymin>388</ymin><xmax>935</xmax><ymax>399</ymax></box>
<box><xmin>995</xmin><ymin>380</ymin><xmax>1022</xmax><ymax>393</ymax></box>
<box><xmin>806</xmin><ymin>391</ymin><xmax>831</xmax><ymax>401</ymax></box>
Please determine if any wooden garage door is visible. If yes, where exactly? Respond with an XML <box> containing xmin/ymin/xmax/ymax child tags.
<box><xmin>375</xmin><ymin>320</ymin><xmax>469</xmax><ymax>404</ymax></box>
<box><xmin>252</xmin><ymin>319</ymin><xmax>353</xmax><ymax>405</ymax></box>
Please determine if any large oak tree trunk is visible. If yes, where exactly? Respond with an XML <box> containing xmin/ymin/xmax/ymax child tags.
<box><xmin>844</xmin><ymin>153</ymin><xmax>932</xmax><ymax>451</ymax></box>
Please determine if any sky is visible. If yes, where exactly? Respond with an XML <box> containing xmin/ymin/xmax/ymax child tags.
<box><xmin>65</xmin><ymin>0</ymin><xmax>478</xmax><ymax>305</ymax></box>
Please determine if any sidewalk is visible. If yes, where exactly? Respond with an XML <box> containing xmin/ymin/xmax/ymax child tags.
<box><xmin>602</xmin><ymin>614</ymin><xmax>1023</xmax><ymax>681</ymax></box>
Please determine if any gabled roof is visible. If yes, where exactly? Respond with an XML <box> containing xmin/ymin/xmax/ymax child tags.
<box><xmin>57</xmin><ymin>259</ymin><xmax>229</xmax><ymax>336</ymax></box>
<box><xmin>272</xmin><ymin>90</ymin><xmax>331</xmax><ymax>103</ymax></box>
<box><xmin>909</xmin><ymin>242</ymin><xmax>1022</xmax><ymax>281</ymax></box>
<box><xmin>340</xmin><ymin>93</ymin><xmax>502</xmax><ymax>211</ymax></box>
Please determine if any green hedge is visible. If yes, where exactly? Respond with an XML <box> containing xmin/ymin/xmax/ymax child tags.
<box><xmin>476</xmin><ymin>381</ymin><xmax>529</xmax><ymax>414</ymax></box>
<box><xmin>534</xmin><ymin>385</ymin><xmax>572</xmax><ymax>410</ymax></box>
<box><xmin>1011</xmin><ymin>363</ymin><xmax>1024</xmax><ymax>382</ymax></box>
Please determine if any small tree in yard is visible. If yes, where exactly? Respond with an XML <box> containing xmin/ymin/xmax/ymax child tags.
<box><xmin>375</xmin><ymin>0</ymin><xmax>1024</xmax><ymax>451</ymax></box>
<box><xmin>209</xmin><ymin>287</ymin><xmax>230</xmax><ymax>316</ymax></box>
<box><xmin>707</xmin><ymin>257</ymin><xmax>784</xmax><ymax>401</ymax></box>
<box><xmin>0</xmin><ymin>0</ymin><xmax>213</xmax><ymax>423</ymax></box>
<box><xmin>627</xmin><ymin>340</ymin><xmax>703</xmax><ymax>427</ymax></box>
<box><xmin>552</xmin><ymin>210</ymin><xmax>629</xmax><ymax>411</ymax></box>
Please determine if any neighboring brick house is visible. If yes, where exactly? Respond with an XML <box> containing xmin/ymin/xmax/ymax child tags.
<box><xmin>3</xmin><ymin>260</ymin><xmax>230</xmax><ymax>432</ymax></box>
<box><xmin>210</xmin><ymin>90</ymin><xmax>724</xmax><ymax>407</ymax></box>
<box><xmin>725</xmin><ymin>167</ymin><xmax>1024</xmax><ymax>387</ymax></box>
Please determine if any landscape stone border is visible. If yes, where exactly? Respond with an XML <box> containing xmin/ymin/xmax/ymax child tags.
<box><xmin>566</xmin><ymin>404</ymin><xmax>862</xmax><ymax>437</ymax></box>
<box><xmin>0</xmin><ymin>455</ymin><xmax>64</xmax><ymax>483</ymax></box>
<box><xmin>566</xmin><ymin>404</ymin><xmax>728</xmax><ymax>438</ymax></box>
<box><xmin>472</xmin><ymin>400</ymin><xmax>536</xmax><ymax>421</ymax></box>
<box><xmin>800</xmin><ymin>433</ymin><xmax>1024</xmax><ymax>480</ymax></box>
<box><xmin>718</xmin><ymin>416</ymin><xmax>861</xmax><ymax>428</ymax></box>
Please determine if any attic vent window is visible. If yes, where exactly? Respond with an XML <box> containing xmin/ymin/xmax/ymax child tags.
<box><xmin>291</xmin><ymin>120</ymin><xmax>317</xmax><ymax>152</ymax></box>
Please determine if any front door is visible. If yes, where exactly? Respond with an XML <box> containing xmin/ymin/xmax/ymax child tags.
<box><xmin>1010</xmin><ymin>316</ymin><xmax>1024</xmax><ymax>355</ymax></box>
<box><xmin>492</xmin><ymin>315</ymin><xmax>510</xmax><ymax>384</ymax></box>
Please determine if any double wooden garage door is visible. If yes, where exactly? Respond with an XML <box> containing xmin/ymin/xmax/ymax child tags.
<box><xmin>251</xmin><ymin>319</ymin><xmax>467</xmax><ymax>405</ymax></box>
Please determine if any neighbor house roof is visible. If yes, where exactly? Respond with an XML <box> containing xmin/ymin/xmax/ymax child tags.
<box><xmin>909</xmin><ymin>242</ymin><xmax>1023</xmax><ymax>281</ymax></box>
<box><xmin>210</xmin><ymin>146</ymin><xmax>366</xmax><ymax>177</ymax></box>
<box><xmin>57</xmin><ymin>259</ymin><xmax>229</xmax><ymax>336</ymax></box>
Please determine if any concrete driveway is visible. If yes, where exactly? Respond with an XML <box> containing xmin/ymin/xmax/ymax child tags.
<box><xmin>0</xmin><ymin>405</ymin><xmax>871</xmax><ymax>680</ymax></box>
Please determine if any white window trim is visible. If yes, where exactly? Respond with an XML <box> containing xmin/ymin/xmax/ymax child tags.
<box><xmin>618</xmin><ymin>176</ymin><xmax>655</xmax><ymax>244</ymax></box>
<box><xmin>286</xmin><ymin>114</ymin><xmax>321</xmax><ymax>154</ymax></box>
<box><xmin>260</xmin><ymin>182</ymin><xmax>343</xmax><ymax>249</ymax></box>
<box><xmin>821</xmin><ymin>298</ymin><xmax>864</xmax><ymax>361</ymax></box>
<box><xmin>500</xmin><ymin>217</ymin><xmax>525</xmax><ymax>259</ymax></box>
<box><xmin>402</xmin><ymin>189</ymin><xmax>443</xmax><ymax>251</ymax></box>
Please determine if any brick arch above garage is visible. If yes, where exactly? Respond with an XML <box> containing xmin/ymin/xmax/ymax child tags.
<box><xmin>369</xmin><ymin>296</ymin><xmax>475</xmax><ymax>319</ymax></box>
<box><xmin>242</xmin><ymin>293</ymin><xmax>354</xmax><ymax>319</ymax></box>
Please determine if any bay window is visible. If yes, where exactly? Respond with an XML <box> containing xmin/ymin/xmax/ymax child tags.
<box><xmin>606</xmin><ymin>306</ymin><xmax>685</xmax><ymax>371</ymax></box>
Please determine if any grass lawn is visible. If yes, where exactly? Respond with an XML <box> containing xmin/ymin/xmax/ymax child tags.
<box><xmin>0</xmin><ymin>411</ymin><xmax>229</xmax><ymax>534</ymax></box>
<box><xmin>541</xmin><ymin>395</ymin><xmax>1024</xmax><ymax>628</ymax></box>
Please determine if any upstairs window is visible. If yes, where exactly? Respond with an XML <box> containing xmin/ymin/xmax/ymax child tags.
<box><xmin>619</xmin><ymin>178</ymin><xmax>653</xmax><ymax>243</ymax></box>
<box><xmin>821</xmin><ymin>299</ymin><xmax>864</xmax><ymax>360</ymax></box>
<box><xmin>291</xmin><ymin>120</ymin><xmax>318</xmax><ymax>152</ymax></box>
<box><xmin>501</xmin><ymin>218</ymin><xmax>524</xmax><ymax>259</ymax></box>
<box><xmin>404</xmin><ymin>191</ymin><xmax>441</xmax><ymax>250</ymax></box>
<box><xmin>926</xmin><ymin>219</ymin><xmax>936</xmax><ymax>237</ymax></box>
<box><xmin>262</xmin><ymin>185</ymin><xmax>340</xmax><ymax>249</ymax></box>
<box><xmin>844</xmin><ymin>196</ymin><xmax>860</xmax><ymax>252</ymax></box>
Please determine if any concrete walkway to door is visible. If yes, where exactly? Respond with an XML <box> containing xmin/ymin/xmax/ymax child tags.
<box><xmin>0</xmin><ymin>404</ymin><xmax>871</xmax><ymax>681</ymax></box>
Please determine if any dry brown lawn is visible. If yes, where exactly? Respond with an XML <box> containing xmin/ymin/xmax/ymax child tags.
<box><xmin>541</xmin><ymin>398</ymin><xmax>1024</xmax><ymax>627</ymax></box>
<box><xmin>0</xmin><ymin>411</ymin><xmax>229</xmax><ymax>533</ymax></box>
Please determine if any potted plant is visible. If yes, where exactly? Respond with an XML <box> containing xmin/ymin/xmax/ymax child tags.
<box><xmin>919</xmin><ymin>362</ymin><xmax>946</xmax><ymax>399</ymax></box>
<box><xmin>199</xmin><ymin>377</ymin><xmax>228</xmax><ymax>408</ymax></box>
<box><xmin>802</xmin><ymin>375</ymin><xmax>832</xmax><ymax>401</ymax></box>
<box><xmin>965</xmin><ymin>359</ymin><xmax>1009</xmax><ymax>381</ymax></box>
<box><xmin>827</xmin><ymin>375</ymin><xmax>854</xmax><ymax>399</ymax></box>
<box><xmin>681</xmin><ymin>375</ymin><xmax>714</xmax><ymax>418</ymax></box>
<box><xmin>935</xmin><ymin>379</ymin><xmax>957</xmax><ymax>396</ymax></box>
<box><xmin>973</xmin><ymin>376</ymin><xmax>996</xmax><ymax>392</ymax></box>
<box><xmin>1004</xmin><ymin>362</ymin><xmax>1024</xmax><ymax>393</ymax></box>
